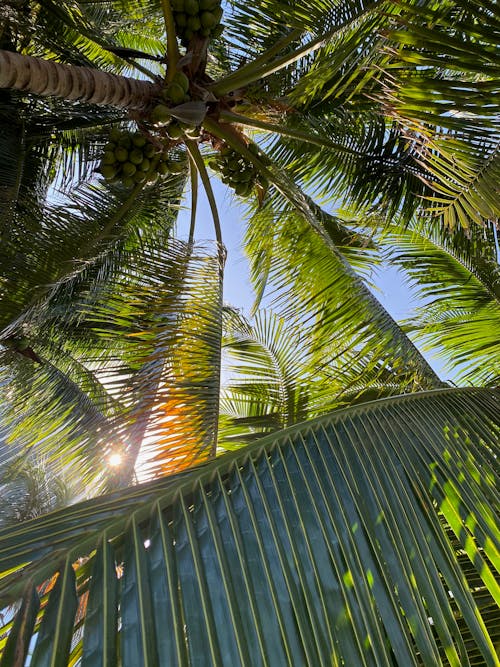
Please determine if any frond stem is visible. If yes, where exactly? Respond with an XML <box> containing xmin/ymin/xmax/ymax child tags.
<box><xmin>160</xmin><ymin>0</ymin><xmax>180</xmax><ymax>79</ymax></box>
<box><xmin>124</xmin><ymin>59</ymin><xmax>158</xmax><ymax>81</ymax></box>
<box><xmin>188</xmin><ymin>154</ymin><xmax>198</xmax><ymax>244</ymax></box>
<box><xmin>185</xmin><ymin>140</ymin><xmax>223</xmax><ymax>247</ymax></box>
<box><xmin>218</xmin><ymin>110</ymin><xmax>358</xmax><ymax>156</ymax></box>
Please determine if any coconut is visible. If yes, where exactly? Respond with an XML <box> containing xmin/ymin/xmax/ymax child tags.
<box><xmin>114</xmin><ymin>147</ymin><xmax>129</xmax><ymax>162</ymax></box>
<box><xmin>173</xmin><ymin>71</ymin><xmax>190</xmax><ymax>93</ymax></box>
<box><xmin>165</xmin><ymin>82</ymin><xmax>186</xmax><ymax>105</ymax></box>
<box><xmin>100</xmin><ymin>164</ymin><xmax>117</xmax><ymax>180</ymax></box>
<box><xmin>129</xmin><ymin>149</ymin><xmax>144</xmax><ymax>165</ymax></box>
<box><xmin>122</xmin><ymin>162</ymin><xmax>137</xmax><ymax>177</ymax></box>
<box><xmin>184</xmin><ymin>0</ymin><xmax>199</xmax><ymax>16</ymax></box>
<box><xmin>200</xmin><ymin>11</ymin><xmax>216</xmax><ymax>28</ymax></box>
<box><xmin>132</xmin><ymin>133</ymin><xmax>147</xmax><ymax>147</ymax></box>
<box><xmin>102</xmin><ymin>151</ymin><xmax>116</xmax><ymax>165</ymax></box>
<box><xmin>150</xmin><ymin>104</ymin><xmax>171</xmax><ymax>125</ymax></box>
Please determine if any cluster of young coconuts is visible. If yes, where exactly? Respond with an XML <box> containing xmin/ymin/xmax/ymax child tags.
<box><xmin>171</xmin><ymin>0</ymin><xmax>224</xmax><ymax>46</ymax></box>
<box><xmin>208</xmin><ymin>144</ymin><xmax>266</xmax><ymax>197</ymax></box>
<box><xmin>99</xmin><ymin>0</ymin><xmax>263</xmax><ymax>199</ymax></box>
<box><xmin>149</xmin><ymin>72</ymin><xmax>201</xmax><ymax>141</ymax></box>
<box><xmin>99</xmin><ymin>129</ymin><xmax>184</xmax><ymax>187</ymax></box>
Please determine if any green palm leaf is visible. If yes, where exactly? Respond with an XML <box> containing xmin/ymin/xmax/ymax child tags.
<box><xmin>17</xmin><ymin>0</ymin><xmax>166</xmax><ymax>76</ymax></box>
<box><xmin>374</xmin><ymin>221</ymin><xmax>500</xmax><ymax>385</ymax></box>
<box><xmin>219</xmin><ymin>310</ymin><xmax>403</xmax><ymax>448</ymax></box>
<box><xmin>0</xmin><ymin>237</ymin><xmax>225</xmax><ymax>489</ymax></box>
<box><xmin>240</xmin><ymin>185</ymin><xmax>442</xmax><ymax>392</ymax></box>
<box><xmin>0</xmin><ymin>388</ymin><xmax>498</xmax><ymax>665</ymax></box>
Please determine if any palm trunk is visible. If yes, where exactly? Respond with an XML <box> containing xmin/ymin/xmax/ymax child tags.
<box><xmin>0</xmin><ymin>50</ymin><xmax>157</xmax><ymax>110</ymax></box>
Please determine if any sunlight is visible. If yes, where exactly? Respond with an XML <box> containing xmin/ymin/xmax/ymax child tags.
<box><xmin>108</xmin><ymin>452</ymin><xmax>123</xmax><ymax>467</ymax></box>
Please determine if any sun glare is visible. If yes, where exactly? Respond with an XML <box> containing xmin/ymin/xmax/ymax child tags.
<box><xmin>108</xmin><ymin>452</ymin><xmax>123</xmax><ymax>467</ymax></box>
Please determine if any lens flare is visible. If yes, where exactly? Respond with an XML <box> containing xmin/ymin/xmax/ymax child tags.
<box><xmin>108</xmin><ymin>452</ymin><xmax>123</xmax><ymax>467</ymax></box>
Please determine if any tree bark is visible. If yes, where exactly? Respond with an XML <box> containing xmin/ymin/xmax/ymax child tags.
<box><xmin>0</xmin><ymin>49</ymin><xmax>157</xmax><ymax>110</ymax></box>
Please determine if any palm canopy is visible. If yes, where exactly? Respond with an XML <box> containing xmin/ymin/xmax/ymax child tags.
<box><xmin>0</xmin><ymin>1</ymin><xmax>499</xmax><ymax>664</ymax></box>
<box><xmin>219</xmin><ymin>308</ymin><xmax>410</xmax><ymax>449</ymax></box>
<box><xmin>0</xmin><ymin>0</ymin><xmax>498</xmax><ymax>481</ymax></box>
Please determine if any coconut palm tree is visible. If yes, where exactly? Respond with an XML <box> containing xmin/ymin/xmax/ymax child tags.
<box><xmin>0</xmin><ymin>0</ymin><xmax>498</xmax><ymax>664</ymax></box>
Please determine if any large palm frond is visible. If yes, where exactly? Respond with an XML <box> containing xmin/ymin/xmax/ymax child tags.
<box><xmin>12</xmin><ymin>0</ymin><xmax>166</xmax><ymax>75</ymax></box>
<box><xmin>241</xmin><ymin>184</ymin><xmax>443</xmax><ymax>393</ymax></box>
<box><xmin>373</xmin><ymin>221</ymin><xmax>500</xmax><ymax>386</ymax></box>
<box><xmin>219</xmin><ymin>310</ymin><xmax>404</xmax><ymax>448</ymax></box>
<box><xmin>231</xmin><ymin>0</ymin><xmax>500</xmax><ymax>229</ymax></box>
<box><xmin>0</xmin><ymin>388</ymin><xmax>497</xmax><ymax>665</ymax></box>
<box><xmin>0</xmin><ymin>230</ymin><xmax>225</xmax><ymax>489</ymax></box>
<box><xmin>0</xmin><ymin>122</ymin><xmax>219</xmax><ymax>488</ymax></box>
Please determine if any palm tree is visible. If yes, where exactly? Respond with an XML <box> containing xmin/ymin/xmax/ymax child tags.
<box><xmin>0</xmin><ymin>0</ymin><xmax>498</xmax><ymax>664</ymax></box>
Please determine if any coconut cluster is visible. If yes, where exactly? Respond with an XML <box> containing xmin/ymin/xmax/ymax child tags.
<box><xmin>152</xmin><ymin>72</ymin><xmax>191</xmax><ymax>117</ymax></box>
<box><xmin>99</xmin><ymin>129</ymin><xmax>183</xmax><ymax>187</ymax></box>
<box><xmin>171</xmin><ymin>0</ymin><xmax>223</xmax><ymax>46</ymax></box>
<box><xmin>209</xmin><ymin>143</ymin><xmax>264</xmax><ymax>197</ymax></box>
<box><xmin>149</xmin><ymin>72</ymin><xmax>202</xmax><ymax>139</ymax></box>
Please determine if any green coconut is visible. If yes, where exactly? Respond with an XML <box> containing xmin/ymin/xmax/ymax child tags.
<box><xmin>100</xmin><ymin>164</ymin><xmax>117</xmax><ymax>180</ymax></box>
<box><xmin>101</xmin><ymin>151</ymin><xmax>116</xmax><ymax>165</ymax></box>
<box><xmin>133</xmin><ymin>171</ymin><xmax>147</xmax><ymax>183</ymax></box>
<box><xmin>150</xmin><ymin>104</ymin><xmax>171</xmax><ymax>126</ymax></box>
<box><xmin>165</xmin><ymin>82</ymin><xmax>186</xmax><ymax>105</ymax></box>
<box><xmin>173</xmin><ymin>71</ymin><xmax>190</xmax><ymax>93</ymax></box>
<box><xmin>132</xmin><ymin>133</ymin><xmax>147</xmax><ymax>148</ymax></box>
<box><xmin>200</xmin><ymin>11</ymin><xmax>217</xmax><ymax>28</ymax></box>
<box><xmin>109</xmin><ymin>128</ymin><xmax>122</xmax><ymax>143</ymax></box>
<box><xmin>114</xmin><ymin>147</ymin><xmax>129</xmax><ymax>162</ymax></box>
<box><xmin>187</xmin><ymin>15</ymin><xmax>201</xmax><ymax>31</ymax></box>
<box><xmin>128</xmin><ymin>149</ymin><xmax>143</xmax><ymax>165</ymax></box>
<box><xmin>167</xmin><ymin>123</ymin><xmax>184</xmax><ymax>139</ymax></box>
<box><xmin>122</xmin><ymin>162</ymin><xmax>137</xmax><ymax>177</ymax></box>
<box><xmin>184</xmin><ymin>0</ymin><xmax>199</xmax><ymax>15</ymax></box>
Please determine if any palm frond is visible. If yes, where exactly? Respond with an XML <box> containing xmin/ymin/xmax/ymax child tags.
<box><xmin>219</xmin><ymin>310</ymin><xmax>404</xmax><ymax>448</ymax></box>
<box><xmin>381</xmin><ymin>0</ymin><xmax>500</xmax><ymax>126</ymax></box>
<box><xmin>0</xmin><ymin>388</ymin><xmax>498</xmax><ymax>665</ymax></box>
<box><xmin>0</xmin><ymin>146</ymin><xmax>194</xmax><ymax>488</ymax></box>
<box><xmin>21</xmin><ymin>0</ymin><xmax>166</xmax><ymax>77</ymax></box>
<box><xmin>263</xmin><ymin>109</ymin><xmax>431</xmax><ymax>223</ymax></box>
<box><xmin>112</xmin><ymin>240</ymin><xmax>225</xmax><ymax>480</ymax></box>
<box><xmin>0</xmin><ymin>234</ymin><xmax>225</xmax><ymax>488</ymax></box>
<box><xmin>279</xmin><ymin>0</ymin><xmax>499</xmax><ymax>228</ymax></box>
<box><xmin>372</xmin><ymin>220</ymin><xmax>500</xmax><ymax>385</ymax></box>
<box><xmin>0</xmin><ymin>456</ymin><xmax>75</xmax><ymax>527</ymax></box>
<box><xmin>414</xmin><ymin>138</ymin><xmax>499</xmax><ymax>229</ymax></box>
<box><xmin>240</xmin><ymin>179</ymin><xmax>443</xmax><ymax>392</ymax></box>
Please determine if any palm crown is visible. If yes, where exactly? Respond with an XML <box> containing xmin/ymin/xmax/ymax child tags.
<box><xmin>0</xmin><ymin>0</ymin><xmax>498</xmax><ymax>664</ymax></box>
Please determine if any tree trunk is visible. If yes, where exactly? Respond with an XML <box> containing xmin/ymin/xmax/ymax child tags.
<box><xmin>0</xmin><ymin>49</ymin><xmax>157</xmax><ymax>110</ymax></box>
